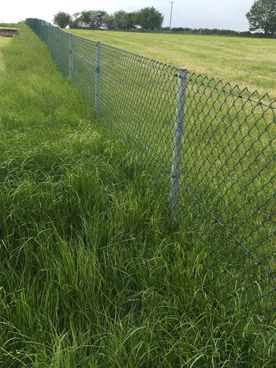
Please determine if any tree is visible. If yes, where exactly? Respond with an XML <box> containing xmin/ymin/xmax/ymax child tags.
<box><xmin>114</xmin><ymin>10</ymin><xmax>128</xmax><ymax>30</ymax></box>
<box><xmin>126</xmin><ymin>12</ymin><xmax>138</xmax><ymax>30</ymax></box>
<box><xmin>69</xmin><ymin>13</ymin><xmax>80</xmax><ymax>29</ymax></box>
<box><xmin>53</xmin><ymin>12</ymin><xmax>71</xmax><ymax>29</ymax></box>
<box><xmin>136</xmin><ymin>7</ymin><xmax>164</xmax><ymax>30</ymax></box>
<box><xmin>73</xmin><ymin>10</ymin><xmax>109</xmax><ymax>29</ymax></box>
<box><xmin>102</xmin><ymin>14</ymin><xmax>115</xmax><ymax>30</ymax></box>
<box><xmin>246</xmin><ymin>0</ymin><xmax>276</xmax><ymax>36</ymax></box>
<box><xmin>90</xmin><ymin>10</ymin><xmax>109</xmax><ymax>29</ymax></box>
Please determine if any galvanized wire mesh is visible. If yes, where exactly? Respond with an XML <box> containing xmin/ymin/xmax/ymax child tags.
<box><xmin>25</xmin><ymin>19</ymin><xmax>275</xmax><ymax>317</ymax></box>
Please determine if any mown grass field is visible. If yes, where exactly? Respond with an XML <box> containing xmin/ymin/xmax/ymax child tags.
<box><xmin>69</xmin><ymin>30</ymin><xmax>276</xmax><ymax>98</ymax></box>
<box><xmin>0</xmin><ymin>25</ymin><xmax>275</xmax><ymax>367</ymax></box>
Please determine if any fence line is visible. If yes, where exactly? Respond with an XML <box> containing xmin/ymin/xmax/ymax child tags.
<box><xmin>25</xmin><ymin>18</ymin><xmax>275</xmax><ymax>316</ymax></box>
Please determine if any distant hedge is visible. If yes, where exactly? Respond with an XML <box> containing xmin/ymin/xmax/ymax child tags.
<box><xmin>161</xmin><ymin>27</ymin><xmax>276</xmax><ymax>38</ymax></box>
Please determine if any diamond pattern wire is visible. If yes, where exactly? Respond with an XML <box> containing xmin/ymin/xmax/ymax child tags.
<box><xmin>25</xmin><ymin>19</ymin><xmax>275</xmax><ymax>318</ymax></box>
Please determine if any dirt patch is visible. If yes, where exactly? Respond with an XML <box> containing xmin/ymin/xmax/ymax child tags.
<box><xmin>0</xmin><ymin>28</ymin><xmax>20</xmax><ymax>37</ymax></box>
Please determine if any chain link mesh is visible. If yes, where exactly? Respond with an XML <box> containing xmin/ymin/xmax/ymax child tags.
<box><xmin>25</xmin><ymin>19</ymin><xmax>275</xmax><ymax>318</ymax></box>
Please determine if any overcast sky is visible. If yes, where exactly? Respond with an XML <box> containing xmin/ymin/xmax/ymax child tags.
<box><xmin>1</xmin><ymin>0</ymin><xmax>254</xmax><ymax>31</ymax></box>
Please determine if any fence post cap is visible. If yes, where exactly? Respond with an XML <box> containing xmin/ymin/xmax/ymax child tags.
<box><xmin>178</xmin><ymin>68</ymin><xmax>188</xmax><ymax>77</ymax></box>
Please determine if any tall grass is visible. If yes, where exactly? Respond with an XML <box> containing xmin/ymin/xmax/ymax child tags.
<box><xmin>0</xmin><ymin>26</ymin><xmax>275</xmax><ymax>367</ymax></box>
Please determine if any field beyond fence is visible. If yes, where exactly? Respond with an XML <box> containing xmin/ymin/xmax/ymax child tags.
<box><xmin>25</xmin><ymin>19</ymin><xmax>275</xmax><ymax>318</ymax></box>
<box><xmin>67</xmin><ymin>29</ymin><xmax>276</xmax><ymax>98</ymax></box>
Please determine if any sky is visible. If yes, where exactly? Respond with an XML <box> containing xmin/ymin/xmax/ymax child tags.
<box><xmin>1</xmin><ymin>0</ymin><xmax>254</xmax><ymax>31</ymax></box>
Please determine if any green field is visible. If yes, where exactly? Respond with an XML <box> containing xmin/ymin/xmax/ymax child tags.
<box><xmin>68</xmin><ymin>30</ymin><xmax>276</xmax><ymax>98</ymax></box>
<box><xmin>0</xmin><ymin>25</ymin><xmax>275</xmax><ymax>367</ymax></box>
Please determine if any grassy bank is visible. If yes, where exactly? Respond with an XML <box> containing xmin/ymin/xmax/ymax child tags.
<box><xmin>0</xmin><ymin>25</ymin><xmax>275</xmax><ymax>367</ymax></box>
<box><xmin>68</xmin><ymin>30</ymin><xmax>276</xmax><ymax>98</ymax></box>
<box><xmin>0</xmin><ymin>37</ymin><xmax>11</xmax><ymax>71</ymax></box>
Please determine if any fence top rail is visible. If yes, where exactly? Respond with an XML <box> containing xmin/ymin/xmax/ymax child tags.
<box><xmin>25</xmin><ymin>18</ymin><xmax>276</xmax><ymax>109</ymax></box>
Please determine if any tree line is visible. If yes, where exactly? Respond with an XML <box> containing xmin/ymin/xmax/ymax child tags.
<box><xmin>53</xmin><ymin>1</ymin><xmax>276</xmax><ymax>37</ymax></box>
<box><xmin>162</xmin><ymin>27</ymin><xmax>266</xmax><ymax>37</ymax></box>
<box><xmin>54</xmin><ymin>7</ymin><xmax>164</xmax><ymax>31</ymax></box>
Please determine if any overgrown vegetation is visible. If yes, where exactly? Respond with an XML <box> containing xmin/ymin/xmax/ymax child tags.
<box><xmin>0</xmin><ymin>25</ymin><xmax>275</xmax><ymax>367</ymax></box>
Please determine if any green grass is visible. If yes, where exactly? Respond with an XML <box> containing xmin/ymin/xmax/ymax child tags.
<box><xmin>0</xmin><ymin>37</ymin><xmax>11</xmax><ymax>72</ymax></box>
<box><xmin>62</xmin><ymin>25</ymin><xmax>275</xmax><ymax>279</ymax></box>
<box><xmin>0</xmin><ymin>25</ymin><xmax>275</xmax><ymax>367</ymax></box>
<box><xmin>68</xmin><ymin>30</ymin><xmax>276</xmax><ymax>98</ymax></box>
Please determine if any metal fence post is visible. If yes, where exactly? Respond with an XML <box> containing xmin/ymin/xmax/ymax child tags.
<box><xmin>56</xmin><ymin>30</ymin><xmax>60</xmax><ymax>68</ymax></box>
<box><xmin>46</xmin><ymin>22</ymin><xmax>50</xmax><ymax>49</ymax></box>
<box><xmin>95</xmin><ymin>42</ymin><xmax>101</xmax><ymax>114</ymax></box>
<box><xmin>69</xmin><ymin>34</ymin><xmax>74</xmax><ymax>82</ymax></box>
<box><xmin>169</xmin><ymin>68</ymin><xmax>188</xmax><ymax>218</ymax></box>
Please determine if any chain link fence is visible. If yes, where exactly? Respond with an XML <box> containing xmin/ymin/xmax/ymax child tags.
<box><xmin>25</xmin><ymin>19</ymin><xmax>275</xmax><ymax>317</ymax></box>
